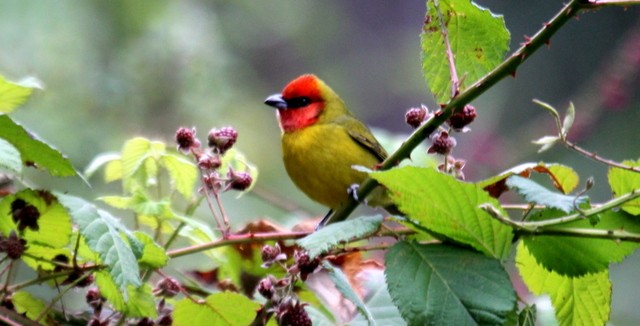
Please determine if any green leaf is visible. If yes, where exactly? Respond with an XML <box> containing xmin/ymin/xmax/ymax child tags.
<box><xmin>0</xmin><ymin>190</ymin><xmax>72</xmax><ymax>249</ymax></box>
<box><xmin>125</xmin><ymin>284</ymin><xmax>158</xmax><ymax>318</ymax></box>
<box><xmin>523</xmin><ymin>209</ymin><xmax>640</xmax><ymax>276</ymax></box>
<box><xmin>160</xmin><ymin>153</ymin><xmax>198</xmax><ymax>199</ymax></box>
<box><xmin>608</xmin><ymin>159</ymin><xmax>640</xmax><ymax>215</ymax></box>
<box><xmin>95</xmin><ymin>270</ymin><xmax>126</xmax><ymax>311</ymax></box>
<box><xmin>547</xmin><ymin>164</ymin><xmax>579</xmax><ymax>194</ymax></box>
<box><xmin>506</xmin><ymin>175</ymin><xmax>586</xmax><ymax>213</ymax></box>
<box><xmin>0</xmin><ymin>76</ymin><xmax>42</xmax><ymax>114</ymax></box>
<box><xmin>561</xmin><ymin>102</ymin><xmax>575</xmax><ymax>138</ymax></box>
<box><xmin>12</xmin><ymin>291</ymin><xmax>51</xmax><ymax>325</ymax></box>
<box><xmin>516</xmin><ymin>242</ymin><xmax>611</xmax><ymax>326</ymax></box>
<box><xmin>350</xmin><ymin>267</ymin><xmax>403</xmax><ymax>326</ymax></box>
<box><xmin>385</xmin><ymin>241</ymin><xmax>515</xmax><ymax>326</ymax></box>
<box><xmin>134</xmin><ymin>231</ymin><xmax>169</xmax><ymax>269</ymax></box>
<box><xmin>173</xmin><ymin>292</ymin><xmax>261</xmax><ymax>326</ymax></box>
<box><xmin>322</xmin><ymin>261</ymin><xmax>375</xmax><ymax>325</ymax></box>
<box><xmin>0</xmin><ymin>138</ymin><xmax>22</xmax><ymax>174</ymax></box>
<box><xmin>0</xmin><ymin>115</ymin><xmax>78</xmax><ymax>177</ymax></box>
<box><xmin>371</xmin><ymin>166</ymin><xmax>513</xmax><ymax>259</ymax></box>
<box><xmin>421</xmin><ymin>0</ymin><xmax>509</xmax><ymax>102</ymax></box>
<box><xmin>22</xmin><ymin>244</ymin><xmax>71</xmax><ymax>271</ymax></box>
<box><xmin>55</xmin><ymin>194</ymin><xmax>141</xmax><ymax>291</ymax></box>
<box><xmin>297</xmin><ymin>215</ymin><xmax>383</xmax><ymax>258</ymax></box>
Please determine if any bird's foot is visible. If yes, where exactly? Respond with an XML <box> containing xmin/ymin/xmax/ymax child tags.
<box><xmin>348</xmin><ymin>184</ymin><xmax>368</xmax><ymax>205</ymax></box>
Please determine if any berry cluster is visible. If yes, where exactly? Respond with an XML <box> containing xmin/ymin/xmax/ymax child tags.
<box><xmin>405</xmin><ymin>104</ymin><xmax>477</xmax><ymax>179</ymax></box>
<box><xmin>256</xmin><ymin>245</ymin><xmax>319</xmax><ymax>326</ymax></box>
<box><xmin>175</xmin><ymin>126</ymin><xmax>253</xmax><ymax>193</ymax></box>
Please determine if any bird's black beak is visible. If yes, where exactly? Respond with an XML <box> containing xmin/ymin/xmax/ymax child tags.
<box><xmin>264</xmin><ymin>94</ymin><xmax>288</xmax><ymax>109</ymax></box>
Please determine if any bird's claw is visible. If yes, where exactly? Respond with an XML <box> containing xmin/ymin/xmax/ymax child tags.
<box><xmin>348</xmin><ymin>184</ymin><xmax>367</xmax><ymax>205</ymax></box>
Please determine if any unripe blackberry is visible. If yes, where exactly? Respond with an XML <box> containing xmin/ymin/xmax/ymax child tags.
<box><xmin>294</xmin><ymin>251</ymin><xmax>319</xmax><ymax>281</ymax></box>
<box><xmin>448</xmin><ymin>104</ymin><xmax>477</xmax><ymax>131</ymax></box>
<box><xmin>197</xmin><ymin>154</ymin><xmax>221</xmax><ymax>170</ymax></box>
<box><xmin>428</xmin><ymin>131</ymin><xmax>456</xmax><ymax>155</ymax></box>
<box><xmin>157</xmin><ymin>313</ymin><xmax>173</xmax><ymax>326</ymax></box>
<box><xmin>0</xmin><ymin>231</ymin><xmax>27</xmax><ymax>259</ymax></box>
<box><xmin>208</xmin><ymin>127</ymin><xmax>238</xmax><ymax>154</ymax></box>
<box><xmin>136</xmin><ymin>317</ymin><xmax>154</xmax><ymax>326</ymax></box>
<box><xmin>277</xmin><ymin>299</ymin><xmax>311</xmax><ymax>326</ymax></box>
<box><xmin>405</xmin><ymin>105</ymin><xmax>430</xmax><ymax>128</ymax></box>
<box><xmin>86</xmin><ymin>288</ymin><xmax>103</xmax><ymax>309</ymax></box>
<box><xmin>227</xmin><ymin>169</ymin><xmax>253</xmax><ymax>191</ymax></box>
<box><xmin>257</xmin><ymin>276</ymin><xmax>275</xmax><ymax>300</ymax></box>
<box><xmin>153</xmin><ymin>277</ymin><xmax>181</xmax><ymax>298</ymax></box>
<box><xmin>176</xmin><ymin>127</ymin><xmax>200</xmax><ymax>153</ymax></box>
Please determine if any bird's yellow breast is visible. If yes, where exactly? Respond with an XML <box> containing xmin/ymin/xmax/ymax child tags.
<box><xmin>281</xmin><ymin>124</ymin><xmax>380</xmax><ymax>210</ymax></box>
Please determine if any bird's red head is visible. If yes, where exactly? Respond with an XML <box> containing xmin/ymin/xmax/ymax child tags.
<box><xmin>265</xmin><ymin>74</ymin><xmax>325</xmax><ymax>132</ymax></box>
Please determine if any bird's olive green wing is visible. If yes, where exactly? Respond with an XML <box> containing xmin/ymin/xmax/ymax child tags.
<box><xmin>347</xmin><ymin>126</ymin><xmax>388</xmax><ymax>163</ymax></box>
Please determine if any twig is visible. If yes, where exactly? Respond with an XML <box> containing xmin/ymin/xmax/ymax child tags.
<box><xmin>564</xmin><ymin>139</ymin><xmax>640</xmax><ymax>173</ymax></box>
<box><xmin>484</xmin><ymin>188</ymin><xmax>640</xmax><ymax>231</ymax></box>
<box><xmin>34</xmin><ymin>272</ymin><xmax>92</xmax><ymax>323</ymax></box>
<box><xmin>167</xmin><ymin>231</ymin><xmax>309</xmax><ymax>258</ymax></box>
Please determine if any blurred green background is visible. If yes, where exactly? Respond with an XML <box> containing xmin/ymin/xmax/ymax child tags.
<box><xmin>1</xmin><ymin>1</ymin><xmax>639</xmax><ymax>323</ymax></box>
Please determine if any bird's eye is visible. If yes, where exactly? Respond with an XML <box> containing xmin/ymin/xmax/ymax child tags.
<box><xmin>286</xmin><ymin>97</ymin><xmax>311</xmax><ymax>109</ymax></box>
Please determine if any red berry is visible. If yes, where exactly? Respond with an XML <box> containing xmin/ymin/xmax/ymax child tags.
<box><xmin>208</xmin><ymin>127</ymin><xmax>238</xmax><ymax>154</ymax></box>
<box><xmin>448</xmin><ymin>104</ymin><xmax>477</xmax><ymax>131</ymax></box>
<box><xmin>176</xmin><ymin>127</ymin><xmax>199</xmax><ymax>153</ymax></box>
<box><xmin>277</xmin><ymin>299</ymin><xmax>312</xmax><ymax>326</ymax></box>
<box><xmin>227</xmin><ymin>170</ymin><xmax>253</xmax><ymax>191</ymax></box>
<box><xmin>257</xmin><ymin>276</ymin><xmax>275</xmax><ymax>300</ymax></box>
<box><xmin>153</xmin><ymin>277</ymin><xmax>181</xmax><ymax>298</ymax></box>
<box><xmin>0</xmin><ymin>231</ymin><xmax>27</xmax><ymax>259</ymax></box>
<box><xmin>405</xmin><ymin>105</ymin><xmax>430</xmax><ymax>128</ymax></box>
<box><xmin>197</xmin><ymin>154</ymin><xmax>221</xmax><ymax>170</ymax></box>
<box><xmin>428</xmin><ymin>131</ymin><xmax>456</xmax><ymax>155</ymax></box>
<box><xmin>294</xmin><ymin>251</ymin><xmax>319</xmax><ymax>281</ymax></box>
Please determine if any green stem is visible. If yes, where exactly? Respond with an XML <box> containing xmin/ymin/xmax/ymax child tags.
<box><xmin>34</xmin><ymin>272</ymin><xmax>92</xmax><ymax>323</ymax></box>
<box><xmin>324</xmin><ymin>0</ymin><xmax>586</xmax><ymax>225</ymax></box>
<box><xmin>518</xmin><ymin>226</ymin><xmax>640</xmax><ymax>241</ymax></box>
<box><xmin>515</xmin><ymin>189</ymin><xmax>640</xmax><ymax>230</ymax></box>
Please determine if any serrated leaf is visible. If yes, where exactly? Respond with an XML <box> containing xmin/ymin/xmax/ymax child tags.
<box><xmin>134</xmin><ymin>231</ymin><xmax>168</xmax><ymax>269</ymax></box>
<box><xmin>478</xmin><ymin>162</ymin><xmax>579</xmax><ymax>198</ymax></box>
<box><xmin>125</xmin><ymin>284</ymin><xmax>157</xmax><ymax>318</ymax></box>
<box><xmin>561</xmin><ymin>102</ymin><xmax>575</xmax><ymax>137</ymax></box>
<box><xmin>95</xmin><ymin>270</ymin><xmax>125</xmax><ymax>311</ymax></box>
<box><xmin>608</xmin><ymin>159</ymin><xmax>640</xmax><ymax>215</ymax></box>
<box><xmin>0</xmin><ymin>115</ymin><xmax>78</xmax><ymax>177</ymax></box>
<box><xmin>385</xmin><ymin>241</ymin><xmax>515</xmax><ymax>326</ymax></box>
<box><xmin>297</xmin><ymin>215</ymin><xmax>383</xmax><ymax>258</ymax></box>
<box><xmin>0</xmin><ymin>190</ymin><xmax>72</xmax><ymax>249</ymax></box>
<box><xmin>350</xmin><ymin>267</ymin><xmax>403</xmax><ymax>326</ymax></box>
<box><xmin>121</xmin><ymin>137</ymin><xmax>159</xmax><ymax>178</ymax></box>
<box><xmin>523</xmin><ymin>209</ymin><xmax>640</xmax><ymax>276</ymax></box>
<box><xmin>507</xmin><ymin>176</ymin><xmax>586</xmax><ymax>213</ymax></box>
<box><xmin>105</xmin><ymin>159</ymin><xmax>123</xmax><ymax>182</ymax></box>
<box><xmin>55</xmin><ymin>194</ymin><xmax>141</xmax><ymax>291</ymax></box>
<box><xmin>322</xmin><ymin>261</ymin><xmax>375</xmax><ymax>325</ymax></box>
<box><xmin>516</xmin><ymin>242</ymin><xmax>610</xmax><ymax>326</ymax></box>
<box><xmin>12</xmin><ymin>291</ymin><xmax>51</xmax><ymax>325</ymax></box>
<box><xmin>0</xmin><ymin>138</ymin><xmax>22</xmax><ymax>174</ymax></box>
<box><xmin>371</xmin><ymin>166</ymin><xmax>513</xmax><ymax>259</ymax></box>
<box><xmin>421</xmin><ymin>0</ymin><xmax>509</xmax><ymax>102</ymax></box>
<box><xmin>0</xmin><ymin>75</ymin><xmax>41</xmax><ymax>113</ymax></box>
<box><xmin>173</xmin><ymin>292</ymin><xmax>261</xmax><ymax>326</ymax></box>
<box><xmin>160</xmin><ymin>153</ymin><xmax>197</xmax><ymax>199</ymax></box>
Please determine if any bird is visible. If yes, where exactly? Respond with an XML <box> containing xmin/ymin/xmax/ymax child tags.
<box><xmin>264</xmin><ymin>74</ymin><xmax>397</xmax><ymax>226</ymax></box>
